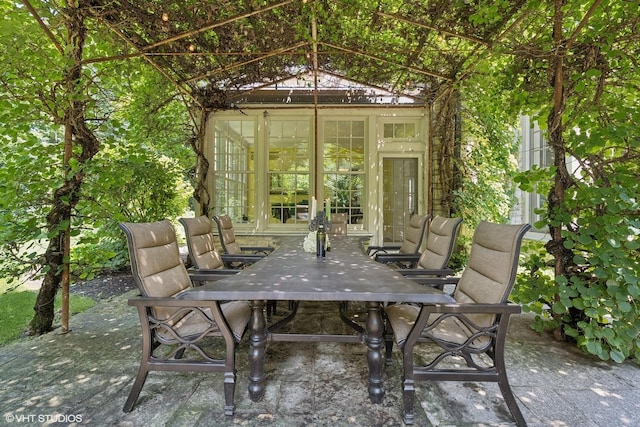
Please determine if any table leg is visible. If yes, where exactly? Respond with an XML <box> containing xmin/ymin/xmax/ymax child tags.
<box><xmin>365</xmin><ymin>301</ymin><xmax>385</xmax><ymax>403</ymax></box>
<box><xmin>248</xmin><ymin>300</ymin><xmax>267</xmax><ymax>401</ymax></box>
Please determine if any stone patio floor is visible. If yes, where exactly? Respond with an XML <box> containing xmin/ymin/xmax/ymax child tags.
<box><xmin>1</xmin><ymin>291</ymin><xmax>639</xmax><ymax>427</ymax></box>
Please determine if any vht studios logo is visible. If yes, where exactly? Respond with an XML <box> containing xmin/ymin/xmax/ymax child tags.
<box><xmin>4</xmin><ymin>413</ymin><xmax>83</xmax><ymax>423</ymax></box>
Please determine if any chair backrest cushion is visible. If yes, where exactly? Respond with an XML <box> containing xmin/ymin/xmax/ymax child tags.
<box><xmin>398</xmin><ymin>214</ymin><xmax>429</xmax><ymax>254</ymax></box>
<box><xmin>213</xmin><ymin>215</ymin><xmax>242</xmax><ymax>255</ymax></box>
<box><xmin>329</xmin><ymin>213</ymin><xmax>347</xmax><ymax>235</ymax></box>
<box><xmin>417</xmin><ymin>216</ymin><xmax>463</xmax><ymax>270</ymax></box>
<box><xmin>453</xmin><ymin>221</ymin><xmax>531</xmax><ymax>327</ymax></box>
<box><xmin>120</xmin><ymin>220</ymin><xmax>193</xmax><ymax>320</ymax></box>
<box><xmin>179</xmin><ymin>216</ymin><xmax>224</xmax><ymax>270</ymax></box>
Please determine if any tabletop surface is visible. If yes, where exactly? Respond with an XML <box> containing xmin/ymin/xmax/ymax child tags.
<box><xmin>182</xmin><ymin>236</ymin><xmax>454</xmax><ymax>304</ymax></box>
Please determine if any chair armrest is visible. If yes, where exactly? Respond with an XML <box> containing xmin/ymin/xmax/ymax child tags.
<box><xmin>399</xmin><ymin>268</ymin><xmax>455</xmax><ymax>276</ymax></box>
<box><xmin>128</xmin><ymin>296</ymin><xmax>221</xmax><ymax>307</ymax></box>
<box><xmin>189</xmin><ymin>268</ymin><xmax>239</xmax><ymax>274</ymax></box>
<box><xmin>387</xmin><ymin>301</ymin><xmax>521</xmax><ymax>349</ymax></box>
<box><xmin>221</xmin><ymin>253</ymin><xmax>266</xmax><ymax>269</ymax></box>
<box><xmin>240</xmin><ymin>246</ymin><xmax>274</xmax><ymax>255</ymax></box>
<box><xmin>221</xmin><ymin>254</ymin><xmax>264</xmax><ymax>263</ymax></box>
<box><xmin>428</xmin><ymin>302</ymin><xmax>522</xmax><ymax>315</ymax></box>
<box><xmin>375</xmin><ymin>253</ymin><xmax>420</xmax><ymax>264</ymax></box>
<box><xmin>367</xmin><ymin>245</ymin><xmax>401</xmax><ymax>256</ymax></box>
<box><xmin>398</xmin><ymin>302</ymin><xmax>522</xmax><ymax>352</ymax></box>
<box><xmin>366</xmin><ymin>245</ymin><xmax>383</xmax><ymax>255</ymax></box>
<box><xmin>188</xmin><ymin>269</ymin><xmax>238</xmax><ymax>283</ymax></box>
<box><xmin>405</xmin><ymin>275</ymin><xmax>460</xmax><ymax>292</ymax></box>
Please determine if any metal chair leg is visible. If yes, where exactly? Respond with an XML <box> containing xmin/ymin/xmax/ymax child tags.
<box><xmin>223</xmin><ymin>371</ymin><xmax>236</xmax><ymax>416</ymax></box>
<box><xmin>402</xmin><ymin>377</ymin><xmax>416</xmax><ymax>425</ymax></box>
<box><xmin>123</xmin><ymin>367</ymin><xmax>149</xmax><ymax>412</ymax></box>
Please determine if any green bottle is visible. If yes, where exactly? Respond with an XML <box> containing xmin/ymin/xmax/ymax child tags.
<box><xmin>316</xmin><ymin>225</ymin><xmax>327</xmax><ymax>257</ymax></box>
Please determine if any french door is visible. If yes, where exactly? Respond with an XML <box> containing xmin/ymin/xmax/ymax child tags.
<box><xmin>381</xmin><ymin>158</ymin><xmax>418</xmax><ymax>243</ymax></box>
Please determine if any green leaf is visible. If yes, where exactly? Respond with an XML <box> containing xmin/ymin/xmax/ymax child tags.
<box><xmin>610</xmin><ymin>350</ymin><xmax>625</xmax><ymax>363</ymax></box>
<box><xmin>565</xmin><ymin>326</ymin><xmax>579</xmax><ymax>337</ymax></box>
<box><xmin>618</xmin><ymin>301</ymin><xmax>632</xmax><ymax>313</ymax></box>
<box><xmin>586</xmin><ymin>68</ymin><xmax>602</xmax><ymax>78</ymax></box>
<box><xmin>627</xmin><ymin>284</ymin><xmax>640</xmax><ymax>298</ymax></box>
<box><xmin>552</xmin><ymin>301</ymin><xmax>566</xmax><ymax>314</ymax></box>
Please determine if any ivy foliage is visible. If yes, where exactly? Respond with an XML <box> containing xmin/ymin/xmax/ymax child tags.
<box><xmin>500</xmin><ymin>0</ymin><xmax>640</xmax><ymax>362</ymax></box>
<box><xmin>0</xmin><ymin>6</ymin><xmax>194</xmax><ymax>286</ymax></box>
<box><xmin>456</xmin><ymin>79</ymin><xmax>521</xmax><ymax>222</ymax></box>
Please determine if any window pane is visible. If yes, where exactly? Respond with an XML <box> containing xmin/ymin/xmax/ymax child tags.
<box><xmin>383</xmin><ymin>123</ymin><xmax>394</xmax><ymax>138</ymax></box>
<box><xmin>213</xmin><ymin>119</ymin><xmax>255</xmax><ymax>222</ymax></box>
<box><xmin>352</xmin><ymin>121</ymin><xmax>365</xmax><ymax>137</ymax></box>
<box><xmin>405</xmin><ymin>122</ymin><xmax>416</xmax><ymax>137</ymax></box>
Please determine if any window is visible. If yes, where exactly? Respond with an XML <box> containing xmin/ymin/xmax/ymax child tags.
<box><xmin>518</xmin><ymin>117</ymin><xmax>553</xmax><ymax>231</ymax></box>
<box><xmin>323</xmin><ymin>120</ymin><xmax>365</xmax><ymax>224</ymax></box>
<box><xmin>383</xmin><ymin>122</ymin><xmax>417</xmax><ymax>139</ymax></box>
<box><xmin>212</xmin><ymin>120</ymin><xmax>255</xmax><ymax>222</ymax></box>
<box><xmin>268</xmin><ymin>119</ymin><xmax>311</xmax><ymax>224</ymax></box>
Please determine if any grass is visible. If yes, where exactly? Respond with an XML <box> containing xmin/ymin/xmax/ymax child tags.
<box><xmin>0</xmin><ymin>279</ymin><xmax>95</xmax><ymax>345</ymax></box>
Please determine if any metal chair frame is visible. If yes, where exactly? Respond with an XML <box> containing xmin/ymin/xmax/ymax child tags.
<box><xmin>385</xmin><ymin>222</ymin><xmax>531</xmax><ymax>426</ymax></box>
<box><xmin>119</xmin><ymin>220</ymin><xmax>250</xmax><ymax>416</ymax></box>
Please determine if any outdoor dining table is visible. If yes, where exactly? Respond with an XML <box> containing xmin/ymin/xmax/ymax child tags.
<box><xmin>181</xmin><ymin>236</ymin><xmax>454</xmax><ymax>404</ymax></box>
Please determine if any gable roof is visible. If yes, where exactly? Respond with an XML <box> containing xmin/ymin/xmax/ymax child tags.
<box><xmin>230</xmin><ymin>71</ymin><xmax>425</xmax><ymax>105</ymax></box>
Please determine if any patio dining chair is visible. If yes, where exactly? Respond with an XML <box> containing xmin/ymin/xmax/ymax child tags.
<box><xmin>213</xmin><ymin>214</ymin><xmax>274</xmax><ymax>255</ymax></box>
<box><xmin>376</xmin><ymin>216</ymin><xmax>462</xmax><ymax>271</ymax></box>
<box><xmin>119</xmin><ymin>220</ymin><xmax>251</xmax><ymax>416</ymax></box>
<box><xmin>180</xmin><ymin>215</ymin><xmax>279</xmax><ymax>319</ymax></box>
<box><xmin>328</xmin><ymin>213</ymin><xmax>348</xmax><ymax>235</ymax></box>
<box><xmin>367</xmin><ymin>214</ymin><xmax>430</xmax><ymax>265</ymax></box>
<box><xmin>384</xmin><ymin>221</ymin><xmax>530</xmax><ymax>426</ymax></box>
<box><xmin>179</xmin><ymin>216</ymin><xmax>263</xmax><ymax>275</ymax></box>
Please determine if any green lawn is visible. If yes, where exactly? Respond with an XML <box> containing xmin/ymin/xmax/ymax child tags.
<box><xmin>0</xmin><ymin>279</ymin><xmax>95</xmax><ymax>345</ymax></box>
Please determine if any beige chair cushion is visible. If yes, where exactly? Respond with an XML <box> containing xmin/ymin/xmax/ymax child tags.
<box><xmin>417</xmin><ymin>216</ymin><xmax>463</xmax><ymax>269</ymax></box>
<box><xmin>385</xmin><ymin>304</ymin><xmax>418</xmax><ymax>346</ymax></box>
<box><xmin>123</xmin><ymin>221</ymin><xmax>191</xmax><ymax>298</ymax></box>
<box><xmin>453</xmin><ymin>222</ymin><xmax>526</xmax><ymax>328</ymax></box>
<box><xmin>387</xmin><ymin>221</ymin><xmax>528</xmax><ymax>348</ymax></box>
<box><xmin>180</xmin><ymin>216</ymin><xmax>225</xmax><ymax>270</ymax></box>
<box><xmin>329</xmin><ymin>213</ymin><xmax>347</xmax><ymax>235</ymax></box>
<box><xmin>220</xmin><ymin>300</ymin><xmax>252</xmax><ymax>341</ymax></box>
<box><xmin>398</xmin><ymin>214</ymin><xmax>428</xmax><ymax>254</ymax></box>
<box><xmin>121</xmin><ymin>220</ymin><xmax>250</xmax><ymax>341</ymax></box>
<box><xmin>121</xmin><ymin>221</ymin><xmax>194</xmax><ymax>322</ymax></box>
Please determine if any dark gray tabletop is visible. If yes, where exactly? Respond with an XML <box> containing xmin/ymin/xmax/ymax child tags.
<box><xmin>183</xmin><ymin>236</ymin><xmax>454</xmax><ymax>304</ymax></box>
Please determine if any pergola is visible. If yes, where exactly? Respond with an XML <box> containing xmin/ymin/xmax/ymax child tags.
<box><xmin>27</xmin><ymin>0</ymin><xmax>532</xmax><ymax>107</ymax></box>
<box><xmin>22</xmin><ymin>0</ymin><xmax>539</xmax><ymax>333</ymax></box>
